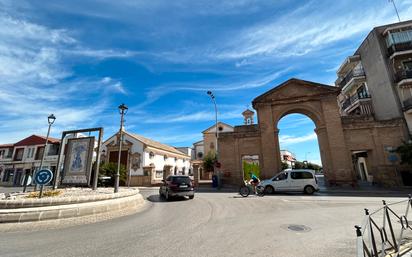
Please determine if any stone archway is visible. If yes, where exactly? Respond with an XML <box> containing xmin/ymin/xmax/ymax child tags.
<box><xmin>252</xmin><ymin>78</ymin><xmax>354</xmax><ymax>183</ymax></box>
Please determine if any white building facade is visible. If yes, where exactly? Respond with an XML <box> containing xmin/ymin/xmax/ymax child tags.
<box><xmin>102</xmin><ymin>131</ymin><xmax>191</xmax><ymax>186</ymax></box>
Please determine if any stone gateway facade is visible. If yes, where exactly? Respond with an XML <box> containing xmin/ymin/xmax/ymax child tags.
<box><xmin>218</xmin><ymin>78</ymin><xmax>409</xmax><ymax>187</ymax></box>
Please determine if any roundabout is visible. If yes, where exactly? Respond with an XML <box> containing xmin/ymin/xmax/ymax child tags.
<box><xmin>0</xmin><ymin>187</ymin><xmax>146</xmax><ymax>231</ymax></box>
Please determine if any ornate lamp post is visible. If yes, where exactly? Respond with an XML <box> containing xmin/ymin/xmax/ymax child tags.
<box><xmin>207</xmin><ymin>91</ymin><xmax>218</xmax><ymax>159</ymax></box>
<box><xmin>35</xmin><ymin>114</ymin><xmax>56</xmax><ymax>192</ymax></box>
<box><xmin>115</xmin><ymin>103</ymin><xmax>128</xmax><ymax>193</ymax></box>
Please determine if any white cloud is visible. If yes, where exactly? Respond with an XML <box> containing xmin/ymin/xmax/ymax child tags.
<box><xmin>279</xmin><ymin>133</ymin><xmax>317</xmax><ymax>145</ymax></box>
<box><xmin>63</xmin><ymin>48</ymin><xmax>139</xmax><ymax>59</ymax></box>
<box><xmin>112</xmin><ymin>82</ymin><xmax>127</xmax><ymax>94</ymax></box>
<box><xmin>0</xmin><ymin>12</ymin><xmax>128</xmax><ymax>143</ymax></box>
<box><xmin>141</xmin><ymin>109</ymin><xmax>242</xmax><ymax>124</ymax></box>
<box><xmin>136</xmin><ymin>68</ymin><xmax>290</xmax><ymax>108</ymax></box>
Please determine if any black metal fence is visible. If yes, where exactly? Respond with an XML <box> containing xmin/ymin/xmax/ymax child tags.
<box><xmin>355</xmin><ymin>195</ymin><xmax>412</xmax><ymax>257</ymax></box>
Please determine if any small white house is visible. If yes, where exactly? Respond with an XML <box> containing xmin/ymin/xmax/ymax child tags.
<box><xmin>102</xmin><ymin>130</ymin><xmax>191</xmax><ymax>186</ymax></box>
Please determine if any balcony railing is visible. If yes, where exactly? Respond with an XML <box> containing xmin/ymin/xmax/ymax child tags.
<box><xmin>395</xmin><ymin>69</ymin><xmax>412</xmax><ymax>82</ymax></box>
<box><xmin>388</xmin><ymin>41</ymin><xmax>412</xmax><ymax>56</ymax></box>
<box><xmin>338</xmin><ymin>68</ymin><xmax>365</xmax><ymax>88</ymax></box>
<box><xmin>403</xmin><ymin>98</ymin><xmax>412</xmax><ymax>112</ymax></box>
<box><xmin>341</xmin><ymin>94</ymin><xmax>371</xmax><ymax>110</ymax></box>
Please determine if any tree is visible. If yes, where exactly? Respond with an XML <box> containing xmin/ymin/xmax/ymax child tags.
<box><xmin>395</xmin><ymin>141</ymin><xmax>412</xmax><ymax>166</ymax></box>
<box><xmin>293</xmin><ymin>161</ymin><xmax>304</xmax><ymax>169</ymax></box>
<box><xmin>281</xmin><ymin>161</ymin><xmax>289</xmax><ymax>170</ymax></box>
<box><xmin>203</xmin><ymin>152</ymin><xmax>217</xmax><ymax>172</ymax></box>
<box><xmin>99</xmin><ymin>162</ymin><xmax>127</xmax><ymax>186</ymax></box>
<box><xmin>307</xmin><ymin>162</ymin><xmax>321</xmax><ymax>171</ymax></box>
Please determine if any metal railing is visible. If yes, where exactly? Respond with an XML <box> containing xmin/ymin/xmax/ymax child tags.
<box><xmin>341</xmin><ymin>93</ymin><xmax>371</xmax><ymax>111</ymax></box>
<box><xmin>395</xmin><ymin>70</ymin><xmax>412</xmax><ymax>83</ymax></box>
<box><xmin>355</xmin><ymin>195</ymin><xmax>412</xmax><ymax>257</ymax></box>
<box><xmin>338</xmin><ymin>68</ymin><xmax>366</xmax><ymax>88</ymax></box>
<box><xmin>388</xmin><ymin>42</ymin><xmax>412</xmax><ymax>56</ymax></box>
<box><xmin>403</xmin><ymin>98</ymin><xmax>412</xmax><ymax>112</ymax></box>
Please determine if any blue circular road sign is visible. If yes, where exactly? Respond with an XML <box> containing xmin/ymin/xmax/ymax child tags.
<box><xmin>35</xmin><ymin>169</ymin><xmax>53</xmax><ymax>185</ymax></box>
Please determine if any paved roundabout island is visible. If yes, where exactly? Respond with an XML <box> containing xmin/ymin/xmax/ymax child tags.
<box><xmin>0</xmin><ymin>187</ymin><xmax>146</xmax><ymax>231</ymax></box>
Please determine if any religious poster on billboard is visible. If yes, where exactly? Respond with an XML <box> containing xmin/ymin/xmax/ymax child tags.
<box><xmin>62</xmin><ymin>137</ymin><xmax>95</xmax><ymax>185</ymax></box>
<box><xmin>242</xmin><ymin>155</ymin><xmax>260</xmax><ymax>181</ymax></box>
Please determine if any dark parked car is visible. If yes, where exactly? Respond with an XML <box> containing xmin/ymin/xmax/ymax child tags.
<box><xmin>159</xmin><ymin>175</ymin><xmax>194</xmax><ymax>200</ymax></box>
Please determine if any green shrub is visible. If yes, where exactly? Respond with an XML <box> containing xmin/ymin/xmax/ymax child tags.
<box><xmin>99</xmin><ymin>162</ymin><xmax>127</xmax><ymax>186</ymax></box>
<box><xmin>203</xmin><ymin>152</ymin><xmax>217</xmax><ymax>172</ymax></box>
<box><xmin>395</xmin><ymin>141</ymin><xmax>412</xmax><ymax>166</ymax></box>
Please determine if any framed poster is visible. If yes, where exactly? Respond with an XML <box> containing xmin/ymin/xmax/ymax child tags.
<box><xmin>62</xmin><ymin>137</ymin><xmax>95</xmax><ymax>185</ymax></box>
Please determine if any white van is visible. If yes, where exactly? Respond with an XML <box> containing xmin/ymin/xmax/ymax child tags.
<box><xmin>259</xmin><ymin>169</ymin><xmax>319</xmax><ymax>195</ymax></box>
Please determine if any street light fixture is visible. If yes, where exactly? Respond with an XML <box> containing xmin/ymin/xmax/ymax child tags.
<box><xmin>115</xmin><ymin>103</ymin><xmax>128</xmax><ymax>193</ymax></box>
<box><xmin>36</xmin><ymin>114</ymin><xmax>56</xmax><ymax>195</ymax></box>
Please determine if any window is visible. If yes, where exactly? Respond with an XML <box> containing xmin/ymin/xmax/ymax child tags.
<box><xmin>48</xmin><ymin>144</ymin><xmax>59</xmax><ymax>156</ymax></box>
<box><xmin>156</xmin><ymin>170</ymin><xmax>163</xmax><ymax>178</ymax></box>
<box><xmin>6</xmin><ymin>149</ymin><xmax>12</xmax><ymax>158</ymax></box>
<box><xmin>291</xmin><ymin>172</ymin><xmax>314</xmax><ymax>180</ymax></box>
<box><xmin>14</xmin><ymin>148</ymin><xmax>24</xmax><ymax>161</ymax></box>
<box><xmin>26</xmin><ymin>148</ymin><xmax>34</xmax><ymax>158</ymax></box>
<box><xmin>403</xmin><ymin>61</ymin><xmax>412</xmax><ymax>71</ymax></box>
<box><xmin>218</xmin><ymin>126</ymin><xmax>223</xmax><ymax>131</ymax></box>
<box><xmin>164</xmin><ymin>155</ymin><xmax>168</xmax><ymax>161</ymax></box>
<box><xmin>3</xmin><ymin>169</ymin><xmax>14</xmax><ymax>182</ymax></box>
<box><xmin>149</xmin><ymin>152</ymin><xmax>154</xmax><ymax>159</ymax></box>
<box><xmin>0</xmin><ymin>150</ymin><xmax>5</xmax><ymax>159</ymax></box>
<box><xmin>197</xmin><ymin>152</ymin><xmax>203</xmax><ymax>158</ymax></box>
<box><xmin>357</xmin><ymin>85</ymin><xmax>369</xmax><ymax>99</ymax></box>
<box><xmin>171</xmin><ymin>176</ymin><xmax>191</xmax><ymax>184</ymax></box>
<box><xmin>274</xmin><ymin>172</ymin><xmax>288</xmax><ymax>181</ymax></box>
<box><xmin>35</xmin><ymin>146</ymin><xmax>45</xmax><ymax>160</ymax></box>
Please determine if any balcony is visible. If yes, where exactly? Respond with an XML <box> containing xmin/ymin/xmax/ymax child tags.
<box><xmin>403</xmin><ymin>98</ymin><xmax>412</xmax><ymax>113</ymax></box>
<box><xmin>336</xmin><ymin>68</ymin><xmax>366</xmax><ymax>89</ymax></box>
<box><xmin>395</xmin><ymin>69</ymin><xmax>412</xmax><ymax>84</ymax></box>
<box><xmin>388</xmin><ymin>42</ymin><xmax>412</xmax><ymax>57</ymax></box>
<box><xmin>341</xmin><ymin>94</ymin><xmax>373</xmax><ymax>116</ymax></box>
<box><xmin>336</xmin><ymin>55</ymin><xmax>361</xmax><ymax>76</ymax></box>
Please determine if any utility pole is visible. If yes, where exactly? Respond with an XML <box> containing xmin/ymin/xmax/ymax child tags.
<box><xmin>389</xmin><ymin>0</ymin><xmax>401</xmax><ymax>22</ymax></box>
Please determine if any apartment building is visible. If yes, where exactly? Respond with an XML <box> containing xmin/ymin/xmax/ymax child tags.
<box><xmin>0</xmin><ymin>135</ymin><xmax>60</xmax><ymax>186</ymax></box>
<box><xmin>336</xmin><ymin>19</ymin><xmax>412</xmax><ymax>135</ymax></box>
<box><xmin>280</xmin><ymin>150</ymin><xmax>296</xmax><ymax>168</ymax></box>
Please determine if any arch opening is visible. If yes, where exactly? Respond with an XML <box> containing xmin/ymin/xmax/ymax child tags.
<box><xmin>276</xmin><ymin>113</ymin><xmax>324</xmax><ymax>176</ymax></box>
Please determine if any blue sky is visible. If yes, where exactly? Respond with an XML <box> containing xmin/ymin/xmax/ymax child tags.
<box><xmin>1</xmin><ymin>0</ymin><xmax>412</xmax><ymax>165</ymax></box>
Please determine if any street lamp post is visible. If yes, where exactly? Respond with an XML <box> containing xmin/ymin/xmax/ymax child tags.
<box><xmin>207</xmin><ymin>91</ymin><xmax>218</xmax><ymax>159</ymax></box>
<box><xmin>115</xmin><ymin>103</ymin><xmax>128</xmax><ymax>193</ymax></box>
<box><xmin>36</xmin><ymin>114</ymin><xmax>56</xmax><ymax>196</ymax></box>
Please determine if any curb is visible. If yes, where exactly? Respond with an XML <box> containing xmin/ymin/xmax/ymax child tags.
<box><xmin>0</xmin><ymin>189</ymin><xmax>139</xmax><ymax>209</ymax></box>
<box><xmin>0</xmin><ymin>192</ymin><xmax>145</xmax><ymax>224</ymax></box>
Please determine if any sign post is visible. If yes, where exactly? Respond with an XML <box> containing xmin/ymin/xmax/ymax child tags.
<box><xmin>35</xmin><ymin>169</ymin><xmax>53</xmax><ymax>198</ymax></box>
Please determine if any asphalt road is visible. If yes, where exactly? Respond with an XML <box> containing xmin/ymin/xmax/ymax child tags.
<box><xmin>1</xmin><ymin>188</ymin><xmax>409</xmax><ymax>257</ymax></box>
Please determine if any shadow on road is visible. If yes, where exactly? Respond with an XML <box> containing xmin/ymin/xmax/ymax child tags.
<box><xmin>146</xmin><ymin>194</ymin><xmax>191</xmax><ymax>203</ymax></box>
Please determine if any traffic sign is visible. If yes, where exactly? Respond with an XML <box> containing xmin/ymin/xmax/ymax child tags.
<box><xmin>35</xmin><ymin>169</ymin><xmax>53</xmax><ymax>185</ymax></box>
